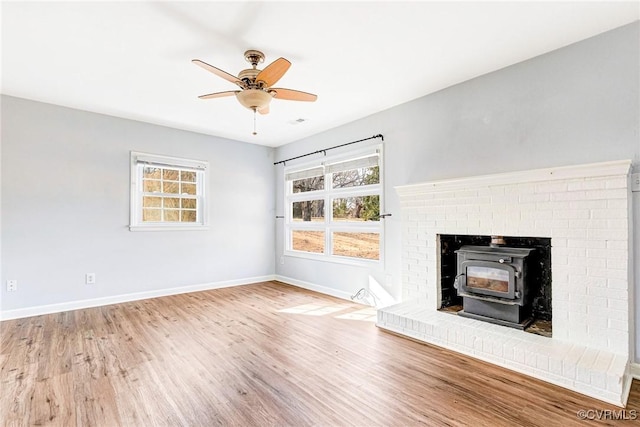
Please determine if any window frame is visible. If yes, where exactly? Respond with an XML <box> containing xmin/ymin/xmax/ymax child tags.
<box><xmin>129</xmin><ymin>151</ymin><xmax>209</xmax><ymax>231</ymax></box>
<box><xmin>283</xmin><ymin>145</ymin><xmax>383</xmax><ymax>265</ymax></box>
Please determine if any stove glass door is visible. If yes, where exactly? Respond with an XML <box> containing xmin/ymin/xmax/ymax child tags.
<box><xmin>467</xmin><ymin>266</ymin><xmax>509</xmax><ymax>293</ymax></box>
<box><xmin>459</xmin><ymin>260</ymin><xmax>516</xmax><ymax>299</ymax></box>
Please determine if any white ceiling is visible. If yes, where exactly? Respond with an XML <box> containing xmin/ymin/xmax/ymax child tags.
<box><xmin>2</xmin><ymin>1</ymin><xmax>638</xmax><ymax>147</ymax></box>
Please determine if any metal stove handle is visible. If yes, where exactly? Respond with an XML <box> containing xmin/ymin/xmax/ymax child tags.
<box><xmin>453</xmin><ymin>273</ymin><xmax>465</xmax><ymax>289</ymax></box>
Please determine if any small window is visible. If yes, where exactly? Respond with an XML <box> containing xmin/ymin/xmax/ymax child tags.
<box><xmin>130</xmin><ymin>152</ymin><xmax>208</xmax><ymax>231</ymax></box>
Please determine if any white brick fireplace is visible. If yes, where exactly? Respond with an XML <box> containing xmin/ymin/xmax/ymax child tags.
<box><xmin>377</xmin><ymin>160</ymin><xmax>633</xmax><ymax>406</ymax></box>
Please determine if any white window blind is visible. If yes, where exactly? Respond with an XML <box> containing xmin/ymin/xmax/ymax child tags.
<box><xmin>133</xmin><ymin>153</ymin><xmax>208</xmax><ymax>171</ymax></box>
<box><xmin>324</xmin><ymin>153</ymin><xmax>379</xmax><ymax>174</ymax></box>
<box><xmin>285</xmin><ymin>166</ymin><xmax>325</xmax><ymax>182</ymax></box>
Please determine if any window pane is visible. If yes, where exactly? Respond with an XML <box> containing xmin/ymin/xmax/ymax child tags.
<box><xmin>333</xmin><ymin>232</ymin><xmax>379</xmax><ymax>260</ymax></box>
<box><xmin>181</xmin><ymin>210</ymin><xmax>197</xmax><ymax>222</ymax></box>
<box><xmin>332</xmin><ymin>166</ymin><xmax>379</xmax><ymax>189</ymax></box>
<box><xmin>292</xmin><ymin>200</ymin><xmax>324</xmax><ymax>222</ymax></box>
<box><xmin>143</xmin><ymin>196</ymin><xmax>162</xmax><ymax>207</ymax></box>
<box><xmin>165</xmin><ymin>210</ymin><xmax>180</xmax><ymax>222</ymax></box>
<box><xmin>163</xmin><ymin>169</ymin><xmax>180</xmax><ymax>180</ymax></box>
<box><xmin>143</xmin><ymin>180</ymin><xmax>161</xmax><ymax>193</ymax></box>
<box><xmin>181</xmin><ymin>171</ymin><xmax>196</xmax><ymax>182</ymax></box>
<box><xmin>333</xmin><ymin>196</ymin><xmax>379</xmax><ymax>221</ymax></box>
<box><xmin>143</xmin><ymin>167</ymin><xmax>161</xmax><ymax>179</ymax></box>
<box><xmin>293</xmin><ymin>176</ymin><xmax>324</xmax><ymax>193</ymax></box>
<box><xmin>181</xmin><ymin>198</ymin><xmax>196</xmax><ymax>209</ymax></box>
<box><xmin>163</xmin><ymin>181</ymin><xmax>179</xmax><ymax>194</ymax></box>
<box><xmin>292</xmin><ymin>231</ymin><xmax>324</xmax><ymax>254</ymax></box>
<box><xmin>142</xmin><ymin>208</ymin><xmax>161</xmax><ymax>222</ymax></box>
<box><xmin>164</xmin><ymin>198</ymin><xmax>180</xmax><ymax>208</ymax></box>
<box><xmin>181</xmin><ymin>183</ymin><xmax>196</xmax><ymax>195</ymax></box>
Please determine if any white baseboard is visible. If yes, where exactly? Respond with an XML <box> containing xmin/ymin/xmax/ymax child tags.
<box><xmin>0</xmin><ymin>275</ymin><xmax>276</xmax><ymax>321</ymax></box>
<box><xmin>1</xmin><ymin>275</ymin><xmax>365</xmax><ymax>321</ymax></box>
<box><xmin>275</xmin><ymin>275</ymin><xmax>355</xmax><ymax>302</ymax></box>
<box><xmin>630</xmin><ymin>362</ymin><xmax>640</xmax><ymax>380</ymax></box>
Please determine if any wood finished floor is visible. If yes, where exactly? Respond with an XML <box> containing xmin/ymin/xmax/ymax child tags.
<box><xmin>1</xmin><ymin>281</ymin><xmax>639</xmax><ymax>426</ymax></box>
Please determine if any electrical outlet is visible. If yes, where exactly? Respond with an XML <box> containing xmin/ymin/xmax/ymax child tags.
<box><xmin>632</xmin><ymin>173</ymin><xmax>640</xmax><ymax>192</ymax></box>
<box><xmin>7</xmin><ymin>280</ymin><xmax>17</xmax><ymax>292</ymax></box>
<box><xmin>280</xmin><ymin>256</ymin><xmax>285</xmax><ymax>265</ymax></box>
<box><xmin>85</xmin><ymin>273</ymin><xmax>96</xmax><ymax>285</ymax></box>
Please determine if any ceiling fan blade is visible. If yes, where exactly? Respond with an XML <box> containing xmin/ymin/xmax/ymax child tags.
<box><xmin>192</xmin><ymin>59</ymin><xmax>242</xmax><ymax>86</ymax></box>
<box><xmin>198</xmin><ymin>90</ymin><xmax>239</xmax><ymax>99</ymax></box>
<box><xmin>270</xmin><ymin>88</ymin><xmax>317</xmax><ymax>102</ymax></box>
<box><xmin>255</xmin><ymin>57</ymin><xmax>291</xmax><ymax>87</ymax></box>
<box><xmin>258</xmin><ymin>105</ymin><xmax>270</xmax><ymax>115</ymax></box>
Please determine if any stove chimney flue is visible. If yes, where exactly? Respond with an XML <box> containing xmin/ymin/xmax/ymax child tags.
<box><xmin>490</xmin><ymin>235</ymin><xmax>506</xmax><ymax>247</ymax></box>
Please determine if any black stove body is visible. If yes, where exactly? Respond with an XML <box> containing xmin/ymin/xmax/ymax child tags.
<box><xmin>454</xmin><ymin>245</ymin><xmax>535</xmax><ymax>329</ymax></box>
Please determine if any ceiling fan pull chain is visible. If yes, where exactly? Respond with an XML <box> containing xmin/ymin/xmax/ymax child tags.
<box><xmin>253</xmin><ymin>109</ymin><xmax>257</xmax><ymax>136</ymax></box>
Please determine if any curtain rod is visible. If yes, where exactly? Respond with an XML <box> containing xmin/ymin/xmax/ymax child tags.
<box><xmin>273</xmin><ymin>134</ymin><xmax>384</xmax><ymax>166</ymax></box>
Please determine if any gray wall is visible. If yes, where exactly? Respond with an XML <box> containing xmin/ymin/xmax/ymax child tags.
<box><xmin>275</xmin><ymin>22</ymin><xmax>640</xmax><ymax>358</ymax></box>
<box><xmin>1</xmin><ymin>96</ymin><xmax>275</xmax><ymax>313</ymax></box>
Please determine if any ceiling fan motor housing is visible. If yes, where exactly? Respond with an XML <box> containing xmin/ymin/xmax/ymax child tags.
<box><xmin>238</xmin><ymin>68</ymin><xmax>261</xmax><ymax>86</ymax></box>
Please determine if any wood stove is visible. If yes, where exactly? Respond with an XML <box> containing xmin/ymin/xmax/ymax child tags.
<box><xmin>454</xmin><ymin>241</ymin><xmax>535</xmax><ymax>329</ymax></box>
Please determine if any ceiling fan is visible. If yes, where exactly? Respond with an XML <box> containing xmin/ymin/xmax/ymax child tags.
<box><xmin>192</xmin><ymin>50</ymin><xmax>317</xmax><ymax>117</ymax></box>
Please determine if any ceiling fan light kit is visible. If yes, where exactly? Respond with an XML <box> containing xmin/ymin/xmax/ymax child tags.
<box><xmin>236</xmin><ymin>89</ymin><xmax>272</xmax><ymax>112</ymax></box>
<box><xmin>193</xmin><ymin>49</ymin><xmax>318</xmax><ymax>134</ymax></box>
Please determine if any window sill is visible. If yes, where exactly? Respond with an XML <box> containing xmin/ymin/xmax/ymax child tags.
<box><xmin>284</xmin><ymin>250</ymin><xmax>381</xmax><ymax>267</ymax></box>
<box><xmin>129</xmin><ymin>225</ymin><xmax>209</xmax><ymax>232</ymax></box>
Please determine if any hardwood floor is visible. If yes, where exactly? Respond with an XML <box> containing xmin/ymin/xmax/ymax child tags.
<box><xmin>1</xmin><ymin>281</ymin><xmax>639</xmax><ymax>426</ymax></box>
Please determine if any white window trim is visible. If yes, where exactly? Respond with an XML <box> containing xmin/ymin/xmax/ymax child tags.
<box><xmin>283</xmin><ymin>145</ymin><xmax>384</xmax><ymax>265</ymax></box>
<box><xmin>129</xmin><ymin>151</ymin><xmax>209</xmax><ymax>231</ymax></box>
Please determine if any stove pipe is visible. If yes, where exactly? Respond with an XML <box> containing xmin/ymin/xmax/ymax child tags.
<box><xmin>490</xmin><ymin>235</ymin><xmax>506</xmax><ymax>247</ymax></box>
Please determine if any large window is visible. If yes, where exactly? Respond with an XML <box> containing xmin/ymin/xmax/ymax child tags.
<box><xmin>130</xmin><ymin>152</ymin><xmax>208</xmax><ymax>231</ymax></box>
<box><xmin>284</xmin><ymin>147</ymin><xmax>382</xmax><ymax>263</ymax></box>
